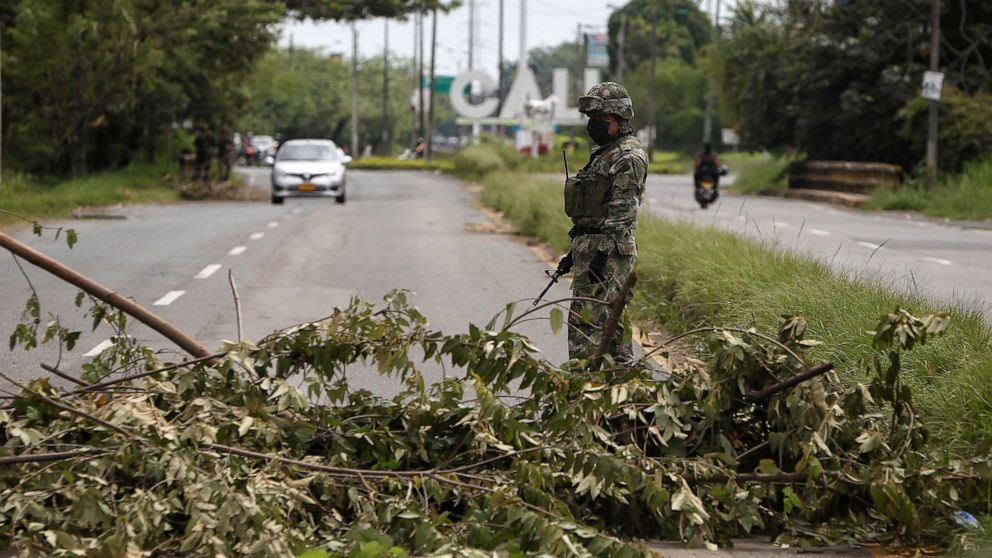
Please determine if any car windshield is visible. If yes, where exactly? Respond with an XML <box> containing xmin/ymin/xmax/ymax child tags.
<box><xmin>277</xmin><ymin>144</ymin><xmax>336</xmax><ymax>162</ymax></box>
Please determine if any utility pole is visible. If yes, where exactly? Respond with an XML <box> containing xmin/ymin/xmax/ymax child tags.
<box><xmin>616</xmin><ymin>11</ymin><xmax>626</xmax><ymax>82</ymax></box>
<box><xmin>1</xmin><ymin>32</ymin><xmax>4</xmax><ymax>180</ymax></box>
<box><xmin>426</xmin><ymin>8</ymin><xmax>438</xmax><ymax>161</ymax></box>
<box><xmin>520</xmin><ymin>0</ymin><xmax>527</xmax><ymax>69</ymax></box>
<box><xmin>702</xmin><ymin>0</ymin><xmax>721</xmax><ymax>144</ymax></box>
<box><xmin>498</xmin><ymin>0</ymin><xmax>505</xmax><ymax>111</ymax></box>
<box><xmin>417</xmin><ymin>11</ymin><xmax>426</xmax><ymax>144</ymax></box>
<box><xmin>468</xmin><ymin>0</ymin><xmax>475</xmax><ymax>70</ymax></box>
<box><xmin>350</xmin><ymin>21</ymin><xmax>359</xmax><ymax>158</ymax></box>
<box><xmin>577</xmin><ymin>23</ymin><xmax>584</xmax><ymax>100</ymax></box>
<box><xmin>646</xmin><ymin>14</ymin><xmax>658</xmax><ymax>162</ymax></box>
<box><xmin>926</xmin><ymin>0</ymin><xmax>941</xmax><ymax>188</ymax></box>
<box><xmin>380</xmin><ymin>19</ymin><xmax>390</xmax><ymax>155</ymax></box>
<box><xmin>410</xmin><ymin>15</ymin><xmax>419</xmax><ymax>149</ymax></box>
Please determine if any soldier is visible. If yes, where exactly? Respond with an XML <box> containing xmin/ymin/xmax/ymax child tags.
<box><xmin>559</xmin><ymin>82</ymin><xmax>648</xmax><ymax>363</ymax></box>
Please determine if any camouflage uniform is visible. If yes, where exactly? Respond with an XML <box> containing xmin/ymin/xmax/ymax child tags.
<box><xmin>564</xmin><ymin>82</ymin><xmax>648</xmax><ymax>361</ymax></box>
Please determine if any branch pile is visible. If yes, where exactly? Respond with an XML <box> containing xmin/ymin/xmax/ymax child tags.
<box><xmin>1</xmin><ymin>289</ymin><xmax>988</xmax><ymax>557</ymax></box>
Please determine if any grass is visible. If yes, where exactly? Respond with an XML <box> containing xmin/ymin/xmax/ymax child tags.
<box><xmin>728</xmin><ymin>154</ymin><xmax>792</xmax><ymax>194</ymax></box>
<box><xmin>348</xmin><ymin>156</ymin><xmax>454</xmax><ymax>172</ymax></box>
<box><xmin>462</xmin><ymin>158</ymin><xmax>992</xmax><ymax>458</ymax></box>
<box><xmin>0</xmin><ymin>162</ymin><xmax>179</xmax><ymax>225</ymax></box>
<box><xmin>865</xmin><ymin>156</ymin><xmax>992</xmax><ymax>221</ymax></box>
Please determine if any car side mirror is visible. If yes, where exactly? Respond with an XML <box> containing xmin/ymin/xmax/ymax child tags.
<box><xmin>341</xmin><ymin>155</ymin><xmax>353</xmax><ymax>165</ymax></box>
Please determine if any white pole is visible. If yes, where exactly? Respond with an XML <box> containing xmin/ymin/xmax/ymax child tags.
<box><xmin>468</xmin><ymin>0</ymin><xmax>475</xmax><ymax>70</ymax></box>
<box><xmin>350</xmin><ymin>22</ymin><xmax>359</xmax><ymax>158</ymax></box>
<box><xmin>519</xmin><ymin>0</ymin><xmax>527</xmax><ymax>68</ymax></box>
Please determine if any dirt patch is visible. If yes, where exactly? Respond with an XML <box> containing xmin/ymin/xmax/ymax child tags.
<box><xmin>173</xmin><ymin>179</ymin><xmax>267</xmax><ymax>202</ymax></box>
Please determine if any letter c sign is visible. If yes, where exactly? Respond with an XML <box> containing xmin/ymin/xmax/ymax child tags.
<box><xmin>449</xmin><ymin>70</ymin><xmax>499</xmax><ymax>119</ymax></box>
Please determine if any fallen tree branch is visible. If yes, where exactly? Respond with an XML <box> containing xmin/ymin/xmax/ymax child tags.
<box><xmin>595</xmin><ymin>272</ymin><xmax>638</xmax><ymax>363</ymax></box>
<box><xmin>0</xmin><ymin>232</ymin><xmax>211</xmax><ymax>360</ymax></box>
<box><xmin>41</xmin><ymin>363</ymin><xmax>90</xmax><ymax>387</ymax></box>
<box><xmin>744</xmin><ymin>362</ymin><xmax>834</xmax><ymax>401</ymax></box>
<box><xmin>68</xmin><ymin>352</ymin><xmax>228</xmax><ymax>397</ymax></box>
<box><xmin>228</xmin><ymin>269</ymin><xmax>243</xmax><ymax>344</ymax></box>
<box><xmin>0</xmin><ymin>448</ymin><xmax>109</xmax><ymax>466</ymax></box>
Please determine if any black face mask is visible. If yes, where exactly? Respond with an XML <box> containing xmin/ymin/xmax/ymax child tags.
<box><xmin>586</xmin><ymin>118</ymin><xmax>615</xmax><ymax>145</ymax></box>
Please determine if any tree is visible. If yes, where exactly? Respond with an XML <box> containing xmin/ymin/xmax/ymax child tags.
<box><xmin>238</xmin><ymin>48</ymin><xmax>456</xmax><ymax>154</ymax></box>
<box><xmin>713</xmin><ymin>0</ymin><xmax>992</xmax><ymax>169</ymax></box>
<box><xmin>606</xmin><ymin>0</ymin><xmax>711</xmax><ymax>75</ymax></box>
<box><xmin>1</xmin><ymin>0</ymin><xmax>281</xmax><ymax>175</ymax></box>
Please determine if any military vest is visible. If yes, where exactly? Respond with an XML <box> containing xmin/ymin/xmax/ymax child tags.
<box><xmin>563</xmin><ymin>135</ymin><xmax>640</xmax><ymax>221</ymax></box>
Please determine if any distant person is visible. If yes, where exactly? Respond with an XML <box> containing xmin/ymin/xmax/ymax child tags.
<box><xmin>413</xmin><ymin>137</ymin><xmax>425</xmax><ymax>159</ymax></box>
<box><xmin>692</xmin><ymin>142</ymin><xmax>726</xmax><ymax>209</ymax></box>
<box><xmin>243</xmin><ymin>132</ymin><xmax>256</xmax><ymax>166</ymax></box>
<box><xmin>193</xmin><ymin>124</ymin><xmax>213</xmax><ymax>182</ymax></box>
<box><xmin>693</xmin><ymin>142</ymin><xmax>721</xmax><ymax>172</ymax></box>
<box><xmin>362</xmin><ymin>143</ymin><xmax>373</xmax><ymax>158</ymax></box>
<box><xmin>217</xmin><ymin>127</ymin><xmax>236</xmax><ymax>181</ymax></box>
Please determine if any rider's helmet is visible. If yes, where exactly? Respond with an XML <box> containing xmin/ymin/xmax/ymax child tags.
<box><xmin>578</xmin><ymin>82</ymin><xmax>634</xmax><ymax>121</ymax></box>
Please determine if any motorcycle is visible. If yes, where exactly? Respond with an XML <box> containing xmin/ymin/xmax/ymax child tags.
<box><xmin>693</xmin><ymin>160</ymin><xmax>728</xmax><ymax>209</ymax></box>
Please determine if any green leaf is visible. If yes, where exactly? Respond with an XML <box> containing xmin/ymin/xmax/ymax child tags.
<box><xmin>549</xmin><ymin>307</ymin><xmax>564</xmax><ymax>335</ymax></box>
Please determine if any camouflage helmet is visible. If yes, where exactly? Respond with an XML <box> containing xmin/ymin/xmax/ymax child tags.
<box><xmin>578</xmin><ymin>82</ymin><xmax>634</xmax><ymax>121</ymax></box>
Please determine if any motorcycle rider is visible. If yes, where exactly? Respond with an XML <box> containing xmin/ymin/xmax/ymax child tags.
<box><xmin>693</xmin><ymin>142</ymin><xmax>724</xmax><ymax>209</ymax></box>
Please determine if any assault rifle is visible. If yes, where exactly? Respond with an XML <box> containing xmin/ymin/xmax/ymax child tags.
<box><xmin>532</xmin><ymin>149</ymin><xmax>573</xmax><ymax>307</ymax></box>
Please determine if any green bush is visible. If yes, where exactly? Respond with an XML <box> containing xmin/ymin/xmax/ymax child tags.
<box><xmin>900</xmin><ymin>86</ymin><xmax>992</xmax><ymax>174</ymax></box>
<box><xmin>729</xmin><ymin>156</ymin><xmax>791</xmax><ymax>194</ymax></box>
<box><xmin>865</xmin><ymin>156</ymin><xmax>992</xmax><ymax>221</ymax></box>
<box><xmin>348</xmin><ymin>157</ymin><xmax>454</xmax><ymax>172</ymax></box>
<box><xmin>452</xmin><ymin>144</ymin><xmax>512</xmax><ymax>180</ymax></box>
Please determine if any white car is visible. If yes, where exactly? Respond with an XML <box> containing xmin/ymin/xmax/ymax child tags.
<box><xmin>270</xmin><ymin>139</ymin><xmax>352</xmax><ymax>205</ymax></box>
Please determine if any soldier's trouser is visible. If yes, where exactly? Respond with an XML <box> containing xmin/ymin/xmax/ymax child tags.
<box><xmin>567</xmin><ymin>248</ymin><xmax>636</xmax><ymax>361</ymax></box>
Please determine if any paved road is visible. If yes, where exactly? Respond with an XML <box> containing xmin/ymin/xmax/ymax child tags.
<box><xmin>643</xmin><ymin>175</ymin><xmax>992</xmax><ymax>319</ymax></box>
<box><xmin>1</xmin><ymin>169</ymin><xmax>570</xmax><ymax>393</ymax></box>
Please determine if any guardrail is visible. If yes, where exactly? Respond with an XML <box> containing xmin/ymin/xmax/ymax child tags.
<box><xmin>788</xmin><ymin>160</ymin><xmax>902</xmax><ymax>194</ymax></box>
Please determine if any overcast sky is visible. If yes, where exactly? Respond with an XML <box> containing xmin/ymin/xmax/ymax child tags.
<box><xmin>279</xmin><ymin>0</ymin><xmax>735</xmax><ymax>79</ymax></box>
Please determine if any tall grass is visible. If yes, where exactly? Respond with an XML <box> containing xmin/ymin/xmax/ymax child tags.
<box><xmin>865</xmin><ymin>156</ymin><xmax>992</xmax><ymax>221</ymax></box>
<box><xmin>729</xmin><ymin>155</ymin><xmax>791</xmax><ymax>194</ymax></box>
<box><xmin>469</xmin><ymin>168</ymin><xmax>992</xmax><ymax>456</ymax></box>
<box><xmin>0</xmin><ymin>162</ymin><xmax>178</xmax><ymax>225</ymax></box>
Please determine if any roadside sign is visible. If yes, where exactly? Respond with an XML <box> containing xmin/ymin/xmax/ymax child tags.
<box><xmin>585</xmin><ymin>33</ymin><xmax>609</xmax><ymax>68</ymax></box>
<box><xmin>421</xmin><ymin>75</ymin><xmax>454</xmax><ymax>94</ymax></box>
<box><xmin>721</xmin><ymin>128</ymin><xmax>740</xmax><ymax>146</ymax></box>
<box><xmin>921</xmin><ymin>71</ymin><xmax>944</xmax><ymax>101</ymax></box>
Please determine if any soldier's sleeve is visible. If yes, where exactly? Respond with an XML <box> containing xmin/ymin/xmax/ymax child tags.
<box><xmin>602</xmin><ymin>151</ymin><xmax>647</xmax><ymax>237</ymax></box>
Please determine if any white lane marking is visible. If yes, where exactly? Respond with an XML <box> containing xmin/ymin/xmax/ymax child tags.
<box><xmin>195</xmin><ymin>264</ymin><xmax>222</xmax><ymax>279</ymax></box>
<box><xmin>856</xmin><ymin>241</ymin><xmax>883</xmax><ymax>250</ymax></box>
<box><xmin>923</xmin><ymin>257</ymin><xmax>952</xmax><ymax>266</ymax></box>
<box><xmin>808</xmin><ymin>228</ymin><xmax>832</xmax><ymax>237</ymax></box>
<box><xmin>773</xmin><ymin>221</ymin><xmax>789</xmax><ymax>228</ymax></box>
<box><xmin>267</xmin><ymin>221</ymin><xmax>279</xmax><ymax>228</ymax></box>
<box><xmin>292</xmin><ymin>208</ymin><xmax>301</xmax><ymax>215</ymax></box>
<box><xmin>83</xmin><ymin>339</ymin><xmax>114</xmax><ymax>357</ymax></box>
<box><xmin>228</xmin><ymin>246</ymin><xmax>247</xmax><ymax>255</ymax></box>
<box><xmin>249</xmin><ymin>232</ymin><xmax>264</xmax><ymax>240</ymax></box>
<box><xmin>153</xmin><ymin>290</ymin><xmax>186</xmax><ymax>306</ymax></box>
<box><xmin>737</xmin><ymin>215</ymin><xmax>746</xmax><ymax>221</ymax></box>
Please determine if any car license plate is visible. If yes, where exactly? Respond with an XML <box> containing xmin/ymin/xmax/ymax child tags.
<box><xmin>298</xmin><ymin>182</ymin><xmax>316</xmax><ymax>192</ymax></box>
<box><xmin>701</xmin><ymin>181</ymin><xmax>714</xmax><ymax>189</ymax></box>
